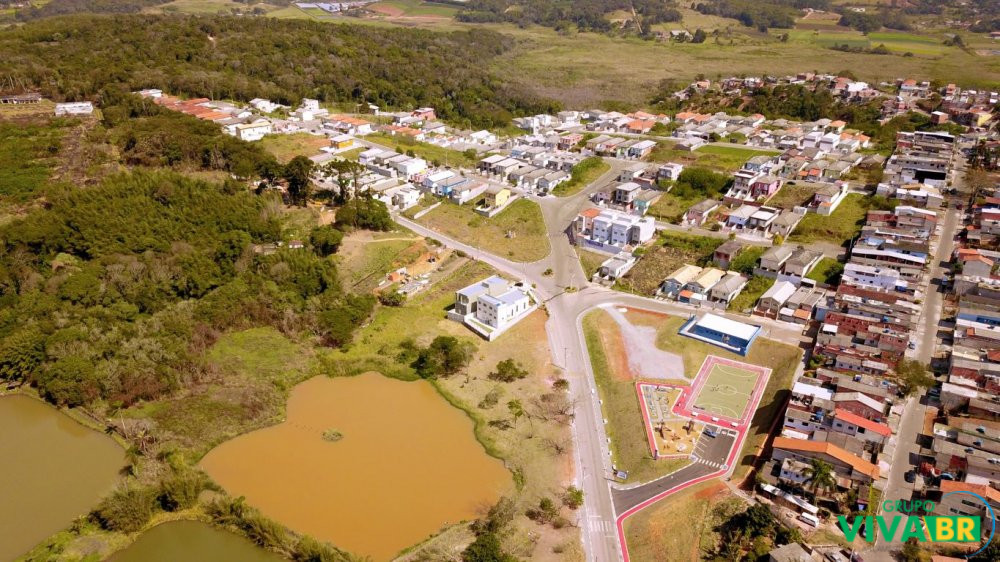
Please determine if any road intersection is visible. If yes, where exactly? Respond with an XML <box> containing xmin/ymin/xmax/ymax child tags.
<box><xmin>392</xmin><ymin>167</ymin><xmax>807</xmax><ymax>562</ymax></box>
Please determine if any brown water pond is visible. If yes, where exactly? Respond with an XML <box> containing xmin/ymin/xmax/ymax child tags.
<box><xmin>199</xmin><ymin>373</ymin><xmax>510</xmax><ymax>561</ymax></box>
<box><xmin>108</xmin><ymin>520</ymin><xmax>284</xmax><ymax>562</ymax></box>
<box><xmin>0</xmin><ymin>395</ymin><xmax>124</xmax><ymax>561</ymax></box>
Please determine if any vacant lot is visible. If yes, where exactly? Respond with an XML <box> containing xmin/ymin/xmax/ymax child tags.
<box><xmin>335</xmin><ymin>231</ymin><xmax>427</xmax><ymax>291</ymax></box>
<box><xmin>617</xmin><ymin>233</ymin><xmax>722</xmax><ymax>295</ymax></box>
<box><xmin>259</xmin><ymin>133</ymin><xmax>330</xmax><ymax>163</ymax></box>
<box><xmin>765</xmin><ymin>182</ymin><xmax>815</xmax><ymax>210</ymax></box>
<box><xmin>367</xmin><ymin>132</ymin><xmax>477</xmax><ymax>168</ymax></box>
<box><xmin>578</xmin><ymin>248</ymin><xmax>607</xmax><ymax>279</ymax></box>
<box><xmin>806</xmin><ymin>256</ymin><xmax>844</xmax><ymax>286</ymax></box>
<box><xmin>623</xmin><ymin>481</ymin><xmax>741</xmax><ymax>562</ymax></box>
<box><xmin>583</xmin><ymin>310</ymin><xmax>690</xmax><ymax>483</ymax></box>
<box><xmin>790</xmin><ymin>193</ymin><xmax>869</xmax><ymax>246</ymax></box>
<box><xmin>727</xmin><ymin>276</ymin><xmax>774</xmax><ymax>314</ymax></box>
<box><xmin>552</xmin><ymin>157</ymin><xmax>610</xmax><ymax>196</ymax></box>
<box><xmin>417</xmin><ymin>198</ymin><xmax>550</xmax><ymax>262</ymax></box>
<box><xmin>369</xmin><ymin>0</ymin><xmax>458</xmax><ymax>18</ymax></box>
<box><xmin>646</xmin><ymin>192</ymin><xmax>700</xmax><ymax>223</ymax></box>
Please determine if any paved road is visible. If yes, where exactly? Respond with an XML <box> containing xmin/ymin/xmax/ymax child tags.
<box><xmin>612</xmin><ymin>431</ymin><xmax>734</xmax><ymax>513</ymax></box>
<box><xmin>391</xmin><ymin>162</ymin><xmax>812</xmax><ymax>561</ymax></box>
<box><xmin>869</xmin><ymin>195</ymin><xmax>960</xmax><ymax>555</ymax></box>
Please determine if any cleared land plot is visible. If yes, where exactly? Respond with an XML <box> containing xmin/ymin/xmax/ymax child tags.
<box><xmin>367</xmin><ymin>132</ymin><xmax>477</xmax><ymax>168</ymax></box>
<box><xmin>259</xmin><ymin>133</ymin><xmax>330</xmax><ymax>163</ymax></box>
<box><xmin>623</xmin><ymin>481</ymin><xmax>741</xmax><ymax>562</ymax></box>
<box><xmin>617</xmin><ymin>233</ymin><xmax>722</xmax><ymax>295</ymax></box>
<box><xmin>335</xmin><ymin>231</ymin><xmax>427</xmax><ymax>291</ymax></box>
<box><xmin>552</xmin><ymin>157</ymin><xmax>610</xmax><ymax>196</ymax></box>
<box><xmin>789</xmin><ymin>193</ymin><xmax>869</xmax><ymax>246</ymax></box>
<box><xmin>806</xmin><ymin>256</ymin><xmax>844</xmax><ymax>286</ymax></box>
<box><xmin>649</xmin><ymin>143</ymin><xmax>778</xmax><ymax>173</ymax></box>
<box><xmin>869</xmin><ymin>31</ymin><xmax>950</xmax><ymax>55</ymax></box>
<box><xmin>583</xmin><ymin>310</ymin><xmax>690</xmax><ymax>482</ymax></box>
<box><xmin>416</xmin><ymin>198</ymin><xmax>550</xmax><ymax>262</ymax></box>
<box><xmin>578</xmin><ymin>248</ymin><xmax>607</xmax><ymax>279</ymax></box>
<box><xmin>765</xmin><ymin>182</ymin><xmax>815</xmax><ymax>210</ymax></box>
<box><xmin>646</xmin><ymin>192</ymin><xmax>700</xmax><ymax>223</ymax></box>
<box><xmin>727</xmin><ymin>276</ymin><xmax>774</xmax><ymax>313</ymax></box>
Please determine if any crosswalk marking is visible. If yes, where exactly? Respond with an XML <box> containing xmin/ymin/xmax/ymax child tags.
<box><xmin>587</xmin><ymin>519</ymin><xmax>615</xmax><ymax>533</ymax></box>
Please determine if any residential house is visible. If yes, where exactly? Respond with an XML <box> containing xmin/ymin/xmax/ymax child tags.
<box><xmin>660</xmin><ymin>264</ymin><xmax>703</xmax><ymax>298</ymax></box>
<box><xmin>685</xmin><ymin>199</ymin><xmax>720</xmax><ymax>227</ymax></box>
<box><xmin>709</xmin><ymin>272</ymin><xmax>749</xmax><ymax>305</ymax></box>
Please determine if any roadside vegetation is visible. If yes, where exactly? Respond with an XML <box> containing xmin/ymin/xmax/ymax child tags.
<box><xmin>583</xmin><ymin>310</ymin><xmax>690</xmax><ymax>483</ymax></box>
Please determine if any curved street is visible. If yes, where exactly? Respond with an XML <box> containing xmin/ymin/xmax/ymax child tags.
<box><xmin>392</xmin><ymin>164</ymin><xmax>807</xmax><ymax>562</ymax></box>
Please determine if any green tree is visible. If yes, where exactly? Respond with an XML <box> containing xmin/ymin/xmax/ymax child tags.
<box><xmin>35</xmin><ymin>356</ymin><xmax>98</xmax><ymax>407</ymax></box>
<box><xmin>284</xmin><ymin>155</ymin><xmax>314</xmax><ymax>206</ymax></box>
<box><xmin>93</xmin><ymin>485</ymin><xmax>157</xmax><ymax>533</ymax></box>
<box><xmin>507</xmin><ymin>399</ymin><xmax>524</xmax><ymax>426</ymax></box>
<box><xmin>490</xmin><ymin>358</ymin><xmax>528</xmax><ymax>382</ymax></box>
<box><xmin>563</xmin><ymin>486</ymin><xmax>584</xmax><ymax>509</ymax></box>
<box><xmin>692</xmin><ymin>28</ymin><xmax>707</xmax><ymax>43</ymax></box>
<box><xmin>897</xmin><ymin>359</ymin><xmax>934</xmax><ymax>395</ymax></box>
<box><xmin>804</xmin><ymin>459</ymin><xmax>837</xmax><ymax>502</ymax></box>
<box><xmin>0</xmin><ymin>326</ymin><xmax>45</xmax><ymax>382</ymax></box>
<box><xmin>309</xmin><ymin>225</ymin><xmax>344</xmax><ymax>257</ymax></box>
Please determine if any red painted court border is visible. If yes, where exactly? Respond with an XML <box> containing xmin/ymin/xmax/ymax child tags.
<box><xmin>679</xmin><ymin>355</ymin><xmax>771</xmax><ymax>427</ymax></box>
<box><xmin>616</xmin><ymin>355</ymin><xmax>773</xmax><ymax>562</ymax></box>
<box><xmin>635</xmin><ymin>382</ymin><xmax>691</xmax><ymax>459</ymax></box>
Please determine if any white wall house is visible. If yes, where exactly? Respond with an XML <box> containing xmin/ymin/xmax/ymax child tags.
<box><xmin>233</xmin><ymin>120</ymin><xmax>273</xmax><ymax>142</ymax></box>
<box><xmin>54</xmin><ymin>102</ymin><xmax>94</xmax><ymax>116</ymax></box>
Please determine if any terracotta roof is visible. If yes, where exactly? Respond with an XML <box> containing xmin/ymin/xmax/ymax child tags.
<box><xmin>772</xmin><ymin>436</ymin><xmax>880</xmax><ymax>478</ymax></box>
<box><xmin>833</xmin><ymin>408</ymin><xmax>891</xmax><ymax>437</ymax></box>
<box><xmin>939</xmin><ymin>480</ymin><xmax>1000</xmax><ymax>504</ymax></box>
<box><xmin>579</xmin><ymin>208</ymin><xmax>602</xmax><ymax>219</ymax></box>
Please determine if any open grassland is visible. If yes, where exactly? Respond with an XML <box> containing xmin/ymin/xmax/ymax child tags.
<box><xmin>789</xmin><ymin>193</ymin><xmax>869</xmax><ymax>246</ymax></box>
<box><xmin>259</xmin><ymin>133</ymin><xmax>330</xmax><ymax>163</ymax></box>
<box><xmin>583</xmin><ymin>310</ymin><xmax>690</xmax><ymax>483</ymax></box>
<box><xmin>489</xmin><ymin>24</ymin><xmax>1000</xmax><ymax>108</ymax></box>
<box><xmin>623</xmin><ymin>481</ymin><xmax>741</xmax><ymax>562</ymax></box>
<box><xmin>416</xmin><ymin>198</ymin><xmax>550</xmax><ymax>262</ymax></box>
<box><xmin>646</xmin><ymin>192</ymin><xmax>698</xmax><ymax>223</ymax></box>
<box><xmin>629</xmin><ymin>310</ymin><xmax>801</xmax><ymax>479</ymax></box>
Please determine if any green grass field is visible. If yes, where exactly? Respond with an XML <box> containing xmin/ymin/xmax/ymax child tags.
<box><xmin>691</xmin><ymin>360</ymin><xmax>761</xmax><ymax>420</ymax></box>
<box><xmin>416</xmin><ymin>198</ymin><xmax>550</xmax><ymax>262</ymax></box>
<box><xmin>790</xmin><ymin>193</ymin><xmax>869</xmax><ymax>246</ymax></box>
<box><xmin>806</xmin><ymin>256</ymin><xmax>844</xmax><ymax>286</ymax></box>
<box><xmin>369</xmin><ymin>0</ymin><xmax>458</xmax><ymax>17</ymax></box>
<box><xmin>727</xmin><ymin>276</ymin><xmax>774</xmax><ymax>314</ymax></box>
<box><xmin>552</xmin><ymin>157</ymin><xmax>610</xmax><ymax>196</ymax></box>
<box><xmin>367</xmin><ymin>132</ymin><xmax>477</xmax><ymax>168</ymax></box>
<box><xmin>583</xmin><ymin>310</ymin><xmax>691</xmax><ymax>483</ymax></box>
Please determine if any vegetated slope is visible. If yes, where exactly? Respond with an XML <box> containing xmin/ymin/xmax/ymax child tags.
<box><xmin>0</xmin><ymin>14</ymin><xmax>559</xmax><ymax>127</ymax></box>
<box><xmin>457</xmin><ymin>0</ymin><xmax>681</xmax><ymax>32</ymax></box>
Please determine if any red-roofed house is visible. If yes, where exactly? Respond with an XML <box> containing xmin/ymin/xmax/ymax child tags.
<box><xmin>831</xmin><ymin>408</ymin><xmax>891</xmax><ymax>446</ymax></box>
<box><xmin>771</xmin><ymin>437</ymin><xmax>880</xmax><ymax>485</ymax></box>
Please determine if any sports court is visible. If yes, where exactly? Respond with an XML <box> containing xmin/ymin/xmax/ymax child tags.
<box><xmin>687</xmin><ymin>356</ymin><xmax>771</xmax><ymax>424</ymax></box>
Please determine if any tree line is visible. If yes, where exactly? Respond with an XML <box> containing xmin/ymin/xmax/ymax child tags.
<box><xmin>458</xmin><ymin>0</ymin><xmax>681</xmax><ymax>33</ymax></box>
<box><xmin>0</xmin><ymin>13</ymin><xmax>560</xmax><ymax>128</ymax></box>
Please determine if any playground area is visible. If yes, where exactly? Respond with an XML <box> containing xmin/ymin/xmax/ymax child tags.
<box><xmin>637</xmin><ymin>383</ymin><xmax>704</xmax><ymax>459</ymax></box>
<box><xmin>687</xmin><ymin>356</ymin><xmax>770</xmax><ymax>424</ymax></box>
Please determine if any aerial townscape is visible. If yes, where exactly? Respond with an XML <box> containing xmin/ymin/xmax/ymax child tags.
<box><xmin>1</xmin><ymin>1</ymin><xmax>1000</xmax><ymax>562</ymax></box>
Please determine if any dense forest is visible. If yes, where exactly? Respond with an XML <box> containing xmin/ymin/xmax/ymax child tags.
<box><xmin>692</xmin><ymin>0</ymin><xmax>824</xmax><ymax>30</ymax></box>
<box><xmin>457</xmin><ymin>0</ymin><xmax>681</xmax><ymax>33</ymax></box>
<box><xmin>0</xmin><ymin>14</ymin><xmax>559</xmax><ymax>128</ymax></box>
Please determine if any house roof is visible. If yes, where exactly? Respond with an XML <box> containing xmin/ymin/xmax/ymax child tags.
<box><xmin>579</xmin><ymin>208</ymin><xmax>602</xmax><ymax>219</ymax></box>
<box><xmin>939</xmin><ymin>480</ymin><xmax>1000</xmax><ymax>504</ymax></box>
<box><xmin>833</xmin><ymin>408</ymin><xmax>891</xmax><ymax>437</ymax></box>
<box><xmin>771</xmin><ymin>436</ymin><xmax>880</xmax><ymax>478</ymax></box>
<box><xmin>694</xmin><ymin>313</ymin><xmax>759</xmax><ymax>341</ymax></box>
